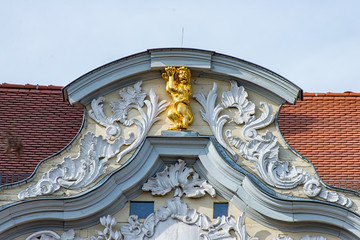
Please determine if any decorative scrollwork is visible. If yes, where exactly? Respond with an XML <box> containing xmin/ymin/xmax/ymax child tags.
<box><xmin>89</xmin><ymin>97</ymin><xmax>122</xmax><ymax>141</ymax></box>
<box><xmin>193</xmin><ymin>82</ymin><xmax>236</xmax><ymax>158</ymax></box>
<box><xmin>235</xmin><ymin>212</ymin><xmax>259</xmax><ymax>240</ymax></box>
<box><xmin>273</xmin><ymin>237</ymin><xmax>294</xmax><ymax>240</ymax></box>
<box><xmin>25</xmin><ymin>229</ymin><xmax>85</xmax><ymax>240</ymax></box>
<box><xmin>142</xmin><ymin>159</ymin><xmax>216</xmax><ymax>198</ymax></box>
<box><xmin>116</xmin><ymin>88</ymin><xmax>168</xmax><ymax>162</ymax></box>
<box><xmin>91</xmin><ymin>215</ymin><xmax>122</xmax><ymax>240</ymax></box>
<box><xmin>18</xmin><ymin>132</ymin><xmax>133</xmax><ymax>200</ymax></box>
<box><xmin>24</xmin><ymin>161</ymin><xmax>328</xmax><ymax>240</ymax></box>
<box><xmin>89</xmin><ymin>162</ymin><xmax>257</xmax><ymax>240</ymax></box>
<box><xmin>92</xmin><ymin>198</ymin><xmax>257</xmax><ymax>240</ymax></box>
<box><xmin>89</xmin><ymin>81</ymin><xmax>146</xmax><ymax>140</ymax></box>
<box><xmin>89</xmin><ymin>81</ymin><xmax>169</xmax><ymax>162</ymax></box>
<box><xmin>273</xmin><ymin>236</ymin><xmax>327</xmax><ymax>240</ymax></box>
<box><xmin>18</xmin><ymin>82</ymin><xmax>168</xmax><ymax>200</ymax></box>
<box><xmin>300</xmin><ymin>236</ymin><xmax>327</xmax><ymax>240</ymax></box>
<box><xmin>221</xmin><ymin>81</ymin><xmax>255</xmax><ymax>125</ymax></box>
<box><xmin>226</xmin><ymin>131</ymin><xmax>307</xmax><ymax>190</ymax></box>
<box><xmin>240</xmin><ymin>102</ymin><xmax>274</xmax><ymax>141</ymax></box>
<box><xmin>196</xmin><ymin>80</ymin><xmax>352</xmax><ymax>208</ymax></box>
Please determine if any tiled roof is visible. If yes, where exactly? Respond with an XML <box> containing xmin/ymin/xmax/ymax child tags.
<box><xmin>0</xmin><ymin>83</ymin><xmax>84</xmax><ymax>179</ymax></box>
<box><xmin>278</xmin><ymin>92</ymin><xmax>360</xmax><ymax>181</ymax></box>
<box><xmin>1</xmin><ymin>84</ymin><xmax>359</xmax><ymax>184</ymax></box>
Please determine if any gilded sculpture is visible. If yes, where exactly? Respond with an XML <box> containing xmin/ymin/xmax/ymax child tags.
<box><xmin>162</xmin><ymin>66</ymin><xmax>193</xmax><ymax>130</ymax></box>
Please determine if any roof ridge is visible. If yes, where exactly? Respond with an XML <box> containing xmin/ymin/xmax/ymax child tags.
<box><xmin>303</xmin><ymin>92</ymin><xmax>360</xmax><ymax>97</ymax></box>
<box><xmin>0</xmin><ymin>83</ymin><xmax>62</xmax><ymax>90</ymax></box>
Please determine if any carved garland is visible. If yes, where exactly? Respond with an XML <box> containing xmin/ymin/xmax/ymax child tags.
<box><xmin>194</xmin><ymin>81</ymin><xmax>352</xmax><ymax>208</ymax></box>
<box><xmin>18</xmin><ymin>82</ymin><xmax>168</xmax><ymax>200</ymax></box>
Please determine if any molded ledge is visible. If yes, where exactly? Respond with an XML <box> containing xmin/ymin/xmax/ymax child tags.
<box><xmin>1</xmin><ymin>136</ymin><xmax>359</xmax><ymax>239</ymax></box>
<box><xmin>63</xmin><ymin>48</ymin><xmax>302</xmax><ymax>106</ymax></box>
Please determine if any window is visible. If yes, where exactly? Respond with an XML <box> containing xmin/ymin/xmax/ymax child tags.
<box><xmin>213</xmin><ymin>202</ymin><xmax>228</xmax><ymax>218</ymax></box>
<box><xmin>130</xmin><ymin>201</ymin><xmax>154</xmax><ymax>218</ymax></box>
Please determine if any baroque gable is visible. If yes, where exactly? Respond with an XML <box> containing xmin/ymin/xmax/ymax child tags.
<box><xmin>0</xmin><ymin>48</ymin><xmax>359</xmax><ymax>240</ymax></box>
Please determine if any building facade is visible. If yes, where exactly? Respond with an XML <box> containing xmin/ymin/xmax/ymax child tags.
<box><xmin>1</xmin><ymin>48</ymin><xmax>359</xmax><ymax>240</ymax></box>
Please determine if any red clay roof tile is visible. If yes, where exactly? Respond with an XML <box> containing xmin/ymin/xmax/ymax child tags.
<box><xmin>278</xmin><ymin>92</ymin><xmax>360</xmax><ymax>180</ymax></box>
<box><xmin>0</xmin><ymin>84</ymin><xmax>83</xmax><ymax>175</ymax></box>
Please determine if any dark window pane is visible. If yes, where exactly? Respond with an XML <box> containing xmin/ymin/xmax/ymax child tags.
<box><xmin>213</xmin><ymin>202</ymin><xmax>228</xmax><ymax>218</ymax></box>
<box><xmin>130</xmin><ymin>201</ymin><xmax>154</xmax><ymax>219</ymax></box>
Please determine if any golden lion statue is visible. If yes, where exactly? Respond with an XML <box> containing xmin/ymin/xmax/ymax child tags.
<box><xmin>162</xmin><ymin>66</ymin><xmax>193</xmax><ymax>130</ymax></box>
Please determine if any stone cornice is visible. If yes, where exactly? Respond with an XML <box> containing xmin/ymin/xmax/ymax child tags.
<box><xmin>1</xmin><ymin>136</ymin><xmax>359</xmax><ymax>239</ymax></box>
<box><xmin>63</xmin><ymin>48</ymin><xmax>302</xmax><ymax>106</ymax></box>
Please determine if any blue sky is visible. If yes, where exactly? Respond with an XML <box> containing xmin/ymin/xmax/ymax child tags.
<box><xmin>1</xmin><ymin>1</ymin><xmax>359</xmax><ymax>92</ymax></box>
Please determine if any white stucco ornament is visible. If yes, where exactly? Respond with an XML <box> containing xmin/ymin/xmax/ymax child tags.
<box><xmin>300</xmin><ymin>236</ymin><xmax>327</xmax><ymax>240</ymax></box>
<box><xmin>91</xmin><ymin>215</ymin><xmax>122</xmax><ymax>240</ymax></box>
<box><xmin>24</xmin><ymin>161</ymin><xmax>328</xmax><ymax>240</ymax></box>
<box><xmin>89</xmin><ymin>81</ymin><xmax>147</xmax><ymax>140</ymax></box>
<box><xmin>18</xmin><ymin>132</ymin><xmax>133</xmax><ymax>200</ymax></box>
<box><xmin>86</xmin><ymin>160</ymin><xmax>258</xmax><ymax>239</ymax></box>
<box><xmin>273</xmin><ymin>236</ymin><xmax>327</xmax><ymax>240</ymax></box>
<box><xmin>18</xmin><ymin>82</ymin><xmax>168</xmax><ymax>200</ymax></box>
<box><xmin>193</xmin><ymin>83</ymin><xmax>237</xmax><ymax>158</ymax></box>
<box><xmin>142</xmin><ymin>159</ymin><xmax>216</xmax><ymax>198</ymax></box>
<box><xmin>89</xmin><ymin>81</ymin><xmax>169</xmax><ymax>162</ymax></box>
<box><xmin>195</xmin><ymin>81</ymin><xmax>352</xmax><ymax>208</ymax></box>
<box><xmin>25</xmin><ymin>229</ymin><xmax>85</xmax><ymax>240</ymax></box>
<box><xmin>90</xmin><ymin>198</ymin><xmax>258</xmax><ymax>240</ymax></box>
<box><xmin>91</xmin><ymin>160</ymin><xmax>258</xmax><ymax>240</ymax></box>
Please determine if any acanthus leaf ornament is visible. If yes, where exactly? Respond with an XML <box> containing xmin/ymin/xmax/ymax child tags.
<box><xmin>116</xmin><ymin>88</ymin><xmax>169</xmax><ymax>162</ymax></box>
<box><xmin>273</xmin><ymin>236</ymin><xmax>327</xmax><ymax>240</ymax></box>
<box><xmin>273</xmin><ymin>237</ymin><xmax>294</xmax><ymax>240</ymax></box>
<box><xmin>91</xmin><ymin>161</ymin><xmax>256</xmax><ymax>239</ymax></box>
<box><xmin>226</xmin><ymin>131</ymin><xmax>306</xmax><ymax>190</ymax></box>
<box><xmin>111</xmin><ymin>81</ymin><xmax>147</xmax><ymax>127</ymax></box>
<box><xmin>91</xmin><ymin>215</ymin><xmax>122</xmax><ymax>240</ymax></box>
<box><xmin>89</xmin><ymin>81</ymin><xmax>169</xmax><ymax>162</ymax></box>
<box><xmin>89</xmin><ymin>97</ymin><xmax>122</xmax><ymax>141</ymax></box>
<box><xmin>195</xmin><ymin>81</ymin><xmax>352</xmax><ymax>208</ymax></box>
<box><xmin>221</xmin><ymin>82</ymin><xmax>255</xmax><ymax>125</ymax></box>
<box><xmin>300</xmin><ymin>236</ymin><xmax>327</xmax><ymax>240</ymax></box>
<box><xmin>24</xmin><ymin>161</ymin><xmax>328</xmax><ymax>240</ymax></box>
<box><xmin>193</xmin><ymin>82</ymin><xmax>237</xmax><ymax>159</ymax></box>
<box><xmin>92</xmin><ymin>198</ymin><xmax>257</xmax><ymax>240</ymax></box>
<box><xmin>19</xmin><ymin>81</ymin><xmax>169</xmax><ymax>199</ymax></box>
<box><xmin>18</xmin><ymin>132</ymin><xmax>134</xmax><ymax>200</ymax></box>
<box><xmin>89</xmin><ymin>81</ymin><xmax>146</xmax><ymax>140</ymax></box>
<box><xmin>235</xmin><ymin>212</ymin><xmax>259</xmax><ymax>240</ymax></box>
<box><xmin>240</xmin><ymin>102</ymin><xmax>274</xmax><ymax>141</ymax></box>
<box><xmin>142</xmin><ymin>159</ymin><xmax>216</xmax><ymax>198</ymax></box>
<box><xmin>25</xmin><ymin>229</ymin><xmax>86</xmax><ymax>240</ymax></box>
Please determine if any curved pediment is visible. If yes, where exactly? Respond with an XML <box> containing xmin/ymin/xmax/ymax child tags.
<box><xmin>63</xmin><ymin>48</ymin><xmax>302</xmax><ymax>106</ymax></box>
